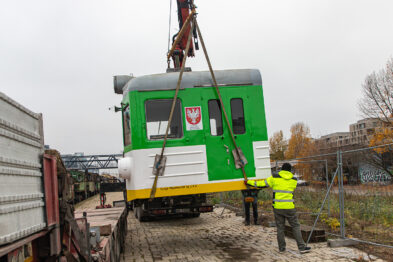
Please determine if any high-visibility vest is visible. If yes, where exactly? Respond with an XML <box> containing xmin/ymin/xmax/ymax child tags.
<box><xmin>247</xmin><ymin>170</ymin><xmax>298</xmax><ymax>209</ymax></box>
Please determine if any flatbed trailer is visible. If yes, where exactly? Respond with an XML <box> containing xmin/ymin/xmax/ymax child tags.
<box><xmin>74</xmin><ymin>207</ymin><xmax>127</xmax><ymax>262</ymax></box>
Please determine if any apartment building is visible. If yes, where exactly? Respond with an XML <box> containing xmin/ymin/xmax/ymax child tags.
<box><xmin>316</xmin><ymin>132</ymin><xmax>351</xmax><ymax>149</ymax></box>
<box><xmin>349</xmin><ymin>118</ymin><xmax>381</xmax><ymax>145</ymax></box>
<box><xmin>316</xmin><ymin>118</ymin><xmax>382</xmax><ymax>149</ymax></box>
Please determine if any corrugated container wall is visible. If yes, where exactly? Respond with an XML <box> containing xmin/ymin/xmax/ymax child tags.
<box><xmin>0</xmin><ymin>92</ymin><xmax>46</xmax><ymax>245</ymax></box>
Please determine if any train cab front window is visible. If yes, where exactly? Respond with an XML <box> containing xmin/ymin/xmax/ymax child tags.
<box><xmin>123</xmin><ymin>105</ymin><xmax>131</xmax><ymax>146</ymax></box>
<box><xmin>208</xmin><ymin>100</ymin><xmax>223</xmax><ymax>136</ymax></box>
<box><xmin>145</xmin><ymin>99</ymin><xmax>183</xmax><ymax>140</ymax></box>
<box><xmin>230</xmin><ymin>98</ymin><xmax>245</xmax><ymax>134</ymax></box>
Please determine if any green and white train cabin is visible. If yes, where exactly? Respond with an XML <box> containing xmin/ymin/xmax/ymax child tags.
<box><xmin>115</xmin><ymin>69</ymin><xmax>271</xmax><ymax>202</ymax></box>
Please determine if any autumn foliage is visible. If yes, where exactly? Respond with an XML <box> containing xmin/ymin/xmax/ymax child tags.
<box><xmin>285</xmin><ymin>122</ymin><xmax>315</xmax><ymax>159</ymax></box>
<box><xmin>269</xmin><ymin>130</ymin><xmax>286</xmax><ymax>160</ymax></box>
<box><xmin>268</xmin><ymin>123</ymin><xmax>316</xmax><ymax>180</ymax></box>
<box><xmin>369</xmin><ymin>127</ymin><xmax>393</xmax><ymax>153</ymax></box>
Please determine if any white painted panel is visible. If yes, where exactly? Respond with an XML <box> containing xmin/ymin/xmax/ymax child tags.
<box><xmin>253</xmin><ymin>141</ymin><xmax>272</xmax><ymax>178</ymax></box>
<box><xmin>123</xmin><ymin>142</ymin><xmax>272</xmax><ymax>192</ymax></box>
<box><xmin>125</xmin><ymin>145</ymin><xmax>209</xmax><ymax>190</ymax></box>
<box><xmin>0</xmin><ymin>200</ymin><xmax>46</xmax><ymax>245</ymax></box>
<box><xmin>0</xmin><ymin>92</ymin><xmax>45</xmax><ymax>245</ymax></box>
<box><xmin>0</xmin><ymin>92</ymin><xmax>41</xmax><ymax>138</ymax></box>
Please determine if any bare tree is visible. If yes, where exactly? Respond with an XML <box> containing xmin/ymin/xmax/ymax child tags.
<box><xmin>359</xmin><ymin>57</ymin><xmax>393</xmax><ymax>125</ymax></box>
<box><xmin>359</xmin><ymin>57</ymin><xmax>393</xmax><ymax>179</ymax></box>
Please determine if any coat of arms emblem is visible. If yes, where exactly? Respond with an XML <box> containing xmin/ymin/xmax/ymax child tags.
<box><xmin>185</xmin><ymin>106</ymin><xmax>203</xmax><ymax>130</ymax></box>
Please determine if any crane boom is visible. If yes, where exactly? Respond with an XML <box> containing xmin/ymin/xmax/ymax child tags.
<box><xmin>170</xmin><ymin>0</ymin><xmax>199</xmax><ymax>69</ymax></box>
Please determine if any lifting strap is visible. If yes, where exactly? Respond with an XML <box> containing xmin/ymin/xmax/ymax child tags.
<box><xmin>150</xmin><ymin>9</ymin><xmax>249</xmax><ymax>199</ymax></box>
<box><xmin>149</xmin><ymin>17</ymin><xmax>196</xmax><ymax>200</ymax></box>
<box><xmin>195</xmin><ymin>20</ymin><xmax>248</xmax><ymax>181</ymax></box>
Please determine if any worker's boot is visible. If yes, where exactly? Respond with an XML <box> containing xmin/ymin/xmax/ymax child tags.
<box><xmin>299</xmin><ymin>247</ymin><xmax>311</xmax><ymax>254</ymax></box>
<box><xmin>244</xmin><ymin>220</ymin><xmax>250</xmax><ymax>226</ymax></box>
<box><xmin>254</xmin><ymin>219</ymin><xmax>259</xmax><ymax>225</ymax></box>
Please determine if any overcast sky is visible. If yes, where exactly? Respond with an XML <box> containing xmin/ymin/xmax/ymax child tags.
<box><xmin>1</xmin><ymin>0</ymin><xmax>393</xmax><ymax>155</ymax></box>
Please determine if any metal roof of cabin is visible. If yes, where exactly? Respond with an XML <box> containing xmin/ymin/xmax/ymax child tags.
<box><xmin>123</xmin><ymin>69</ymin><xmax>262</xmax><ymax>94</ymax></box>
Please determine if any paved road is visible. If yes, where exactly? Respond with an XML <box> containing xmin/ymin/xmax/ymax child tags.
<box><xmin>122</xmin><ymin>207</ymin><xmax>383</xmax><ymax>262</ymax></box>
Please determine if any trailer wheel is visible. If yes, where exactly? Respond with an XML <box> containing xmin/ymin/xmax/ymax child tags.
<box><xmin>135</xmin><ymin>206</ymin><xmax>143</xmax><ymax>221</ymax></box>
<box><xmin>183</xmin><ymin>213</ymin><xmax>200</xmax><ymax>218</ymax></box>
<box><xmin>127</xmin><ymin>200</ymin><xmax>134</xmax><ymax>211</ymax></box>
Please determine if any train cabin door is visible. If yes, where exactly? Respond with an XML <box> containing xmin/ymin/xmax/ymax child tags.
<box><xmin>222</xmin><ymin>86</ymin><xmax>256</xmax><ymax>180</ymax></box>
<box><xmin>202</xmin><ymin>86</ymin><xmax>255</xmax><ymax>181</ymax></box>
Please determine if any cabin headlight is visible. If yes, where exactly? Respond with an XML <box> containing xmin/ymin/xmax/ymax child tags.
<box><xmin>118</xmin><ymin>157</ymin><xmax>133</xmax><ymax>180</ymax></box>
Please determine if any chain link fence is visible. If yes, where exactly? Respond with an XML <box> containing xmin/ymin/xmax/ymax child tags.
<box><xmin>216</xmin><ymin>143</ymin><xmax>393</xmax><ymax>258</ymax></box>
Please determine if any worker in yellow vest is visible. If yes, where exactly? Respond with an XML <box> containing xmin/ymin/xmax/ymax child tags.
<box><xmin>245</xmin><ymin>163</ymin><xmax>311</xmax><ymax>254</ymax></box>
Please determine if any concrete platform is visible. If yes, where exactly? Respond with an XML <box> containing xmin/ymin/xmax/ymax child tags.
<box><xmin>327</xmin><ymin>238</ymin><xmax>359</xmax><ymax>248</ymax></box>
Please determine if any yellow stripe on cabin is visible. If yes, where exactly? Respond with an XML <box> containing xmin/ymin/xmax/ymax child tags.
<box><xmin>127</xmin><ymin>180</ymin><xmax>249</xmax><ymax>201</ymax></box>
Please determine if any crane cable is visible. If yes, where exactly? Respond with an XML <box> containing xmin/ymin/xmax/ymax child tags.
<box><xmin>151</xmin><ymin>8</ymin><xmax>252</xmax><ymax>199</ymax></box>
<box><xmin>194</xmin><ymin>19</ymin><xmax>249</xmax><ymax>182</ymax></box>
<box><xmin>150</xmin><ymin>18</ymin><xmax>196</xmax><ymax>200</ymax></box>
<box><xmin>167</xmin><ymin>0</ymin><xmax>173</xmax><ymax>62</ymax></box>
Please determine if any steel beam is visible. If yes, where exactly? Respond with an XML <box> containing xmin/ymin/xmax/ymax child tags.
<box><xmin>61</xmin><ymin>154</ymin><xmax>123</xmax><ymax>170</ymax></box>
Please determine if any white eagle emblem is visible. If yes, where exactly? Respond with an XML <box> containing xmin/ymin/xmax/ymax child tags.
<box><xmin>187</xmin><ymin>108</ymin><xmax>200</xmax><ymax>124</ymax></box>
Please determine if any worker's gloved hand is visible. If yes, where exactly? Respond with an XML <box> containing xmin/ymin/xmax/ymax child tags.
<box><xmin>244</xmin><ymin>179</ymin><xmax>248</xmax><ymax>185</ymax></box>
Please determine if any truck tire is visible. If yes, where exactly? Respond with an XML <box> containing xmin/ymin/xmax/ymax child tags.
<box><xmin>134</xmin><ymin>206</ymin><xmax>140</xmax><ymax>219</ymax></box>
<box><xmin>127</xmin><ymin>200</ymin><xmax>134</xmax><ymax>211</ymax></box>
<box><xmin>135</xmin><ymin>206</ymin><xmax>145</xmax><ymax>222</ymax></box>
<box><xmin>183</xmin><ymin>213</ymin><xmax>200</xmax><ymax>218</ymax></box>
<box><xmin>192</xmin><ymin>213</ymin><xmax>201</xmax><ymax>218</ymax></box>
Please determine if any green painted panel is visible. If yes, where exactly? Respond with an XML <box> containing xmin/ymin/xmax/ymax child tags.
<box><xmin>203</xmin><ymin>86</ymin><xmax>264</xmax><ymax>181</ymax></box>
<box><xmin>201</xmin><ymin>88</ymin><xmax>232</xmax><ymax>181</ymax></box>
<box><xmin>125</xmin><ymin>88</ymin><xmax>207</xmax><ymax>152</ymax></box>
<box><xmin>75</xmin><ymin>182</ymin><xmax>86</xmax><ymax>192</ymax></box>
<box><xmin>223</xmin><ymin>87</ymin><xmax>256</xmax><ymax>180</ymax></box>
<box><xmin>121</xmin><ymin>85</ymin><xmax>269</xmax><ymax>182</ymax></box>
<box><xmin>69</xmin><ymin>170</ymin><xmax>84</xmax><ymax>183</ymax></box>
<box><xmin>88</xmin><ymin>182</ymin><xmax>95</xmax><ymax>192</ymax></box>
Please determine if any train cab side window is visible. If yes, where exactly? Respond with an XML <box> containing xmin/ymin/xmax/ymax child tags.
<box><xmin>145</xmin><ymin>99</ymin><xmax>183</xmax><ymax>140</ymax></box>
<box><xmin>230</xmin><ymin>98</ymin><xmax>245</xmax><ymax>134</ymax></box>
<box><xmin>208</xmin><ymin>100</ymin><xmax>223</xmax><ymax>136</ymax></box>
<box><xmin>123</xmin><ymin>105</ymin><xmax>131</xmax><ymax>146</ymax></box>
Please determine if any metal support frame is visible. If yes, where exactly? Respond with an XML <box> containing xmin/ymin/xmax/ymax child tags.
<box><xmin>294</xmin><ymin>143</ymin><xmax>393</xmax><ymax>248</ymax></box>
<box><xmin>62</xmin><ymin>154</ymin><xmax>122</xmax><ymax>170</ymax></box>
<box><xmin>337</xmin><ymin>150</ymin><xmax>345</xmax><ymax>238</ymax></box>
<box><xmin>325</xmin><ymin>160</ymin><xmax>330</xmax><ymax>217</ymax></box>
<box><xmin>276</xmin><ymin>156</ymin><xmax>346</xmax><ymax>245</ymax></box>
<box><xmin>306</xmin><ymin>167</ymin><xmax>339</xmax><ymax>246</ymax></box>
<box><xmin>229</xmin><ymin>143</ymin><xmax>393</xmax><ymax>249</ymax></box>
<box><xmin>286</xmin><ymin>153</ymin><xmax>346</xmax><ymax>245</ymax></box>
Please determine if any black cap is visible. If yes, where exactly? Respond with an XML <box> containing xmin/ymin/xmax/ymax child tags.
<box><xmin>281</xmin><ymin>163</ymin><xmax>292</xmax><ymax>171</ymax></box>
